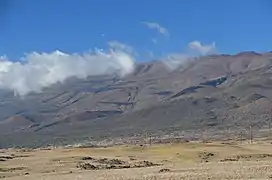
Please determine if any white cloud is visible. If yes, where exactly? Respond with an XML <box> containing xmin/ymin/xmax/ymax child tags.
<box><xmin>108</xmin><ymin>41</ymin><xmax>135</xmax><ymax>54</ymax></box>
<box><xmin>161</xmin><ymin>41</ymin><xmax>217</xmax><ymax>70</ymax></box>
<box><xmin>0</xmin><ymin>49</ymin><xmax>135</xmax><ymax>96</ymax></box>
<box><xmin>188</xmin><ymin>41</ymin><xmax>216</xmax><ymax>55</ymax></box>
<box><xmin>162</xmin><ymin>53</ymin><xmax>190</xmax><ymax>70</ymax></box>
<box><xmin>0</xmin><ymin>38</ymin><xmax>217</xmax><ymax>96</ymax></box>
<box><xmin>142</xmin><ymin>21</ymin><xmax>169</xmax><ymax>36</ymax></box>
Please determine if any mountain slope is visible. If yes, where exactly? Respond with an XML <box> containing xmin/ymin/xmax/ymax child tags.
<box><xmin>1</xmin><ymin>51</ymin><xmax>272</xmax><ymax>148</ymax></box>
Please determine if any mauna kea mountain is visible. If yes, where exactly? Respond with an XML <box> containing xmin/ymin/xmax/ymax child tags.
<box><xmin>1</xmin><ymin>51</ymin><xmax>272</xmax><ymax>148</ymax></box>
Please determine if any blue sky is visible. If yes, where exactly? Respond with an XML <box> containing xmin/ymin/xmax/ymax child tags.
<box><xmin>1</xmin><ymin>0</ymin><xmax>272</xmax><ymax>60</ymax></box>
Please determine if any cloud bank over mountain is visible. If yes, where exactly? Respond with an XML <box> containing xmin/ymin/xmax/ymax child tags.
<box><xmin>0</xmin><ymin>39</ymin><xmax>217</xmax><ymax>96</ymax></box>
<box><xmin>0</xmin><ymin>49</ymin><xmax>135</xmax><ymax>96</ymax></box>
<box><xmin>0</xmin><ymin>18</ymin><xmax>217</xmax><ymax>96</ymax></box>
<box><xmin>163</xmin><ymin>41</ymin><xmax>217</xmax><ymax>69</ymax></box>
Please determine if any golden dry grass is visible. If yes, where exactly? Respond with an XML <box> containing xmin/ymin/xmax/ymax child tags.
<box><xmin>1</xmin><ymin>141</ymin><xmax>272</xmax><ymax>179</ymax></box>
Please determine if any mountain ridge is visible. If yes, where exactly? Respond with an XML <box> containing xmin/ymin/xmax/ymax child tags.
<box><xmin>1</xmin><ymin>51</ymin><xmax>272</xmax><ymax>148</ymax></box>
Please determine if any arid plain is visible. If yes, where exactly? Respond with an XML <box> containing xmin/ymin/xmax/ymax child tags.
<box><xmin>1</xmin><ymin>139</ymin><xmax>272</xmax><ymax>180</ymax></box>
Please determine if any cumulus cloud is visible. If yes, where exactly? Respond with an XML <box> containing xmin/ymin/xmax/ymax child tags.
<box><xmin>142</xmin><ymin>21</ymin><xmax>169</xmax><ymax>36</ymax></box>
<box><xmin>188</xmin><ymin>41</ymin><xmax>216</xmax><ymax>55</ymax></box>
<box><xmin>0</xmin><ymin>49</ymin><xmax>135</xmax><ymax>96</ymax></box>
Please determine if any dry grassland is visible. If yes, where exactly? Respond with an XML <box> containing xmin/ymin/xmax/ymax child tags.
<box><xmin>1</xmin><ymin>141</ymin><xmax>272</xmax><ymax>179</ymax></box>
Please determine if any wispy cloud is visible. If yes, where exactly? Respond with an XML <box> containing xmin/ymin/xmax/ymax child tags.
<box><xmin>147</xmin><ymin>51</ymin><xmax>155</xmax><ymax>59</ymax></box>
<box><xmin>162</xmin><ymin>41</ymin><xmax>217</xmax><ymax>69</ymax></box>
<box><xmin>188</xmin><ymin>41</ymin><xmax>216</xmax><ymax>55</ymax></box>
<box><xmin>151</xmin><ymin>38</ymin><xmax>158</xmax><ymax>44</ymax></box>
<box><xmin>142</xmin><ymin>21</ymin><xmax>169</xmax><ymax>36</ymax></box>
<box><xmin>108</xmin><ymin>41</ymin><xmax>135</xmax><ymax>55</ymax></box>
<box><xmin>163</xmin><ymin>53</ymin><xmax>190</xmax><ymax>70</ymax></box>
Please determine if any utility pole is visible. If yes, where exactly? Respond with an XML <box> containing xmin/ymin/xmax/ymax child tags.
<box><xmin>269</xmin><ymin>109</ymin><xmax>272</xmax><ymax>134</ymax></box>
<box><xmin>249</xmin><ymin>125</ymin><xmax>253</xmax><ymax>144</ymax></box>
<box><xmin>269</xmin><ymin>120</ymin><xmax>271</xmax><ymax>133</ymax></box>
<box><xmin>239</xmin><ymin>130</ymin><xmax>243</xmax><ymax>144</ymax></box>
<box><xmin>145</xmin><ymin>132</ymin><xmax>152</xmax><ymax>146</ymax></box>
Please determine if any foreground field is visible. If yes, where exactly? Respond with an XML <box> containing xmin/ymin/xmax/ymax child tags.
<box><xmin>1</xmin><ymin>141</ymin><xmax>272</xmax><ymax>180</ymax></box>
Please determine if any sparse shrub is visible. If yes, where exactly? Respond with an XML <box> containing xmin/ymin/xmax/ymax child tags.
<box><xmin>109</xmin><ymin>159</ymin><xmax>125</xmax><ymax>165</ymax></box>
<box><xmin>76</xmin><ymin>163</ymin><xmax>98</xmax><ymax>170</ymax></box>
<box><xmin>96</xmin><ymin>158</ymin><xmax>125</xmax><ymax>165</ymax></box>
<box><xmin>0</xmin><ymin>156</ymin><xmax>13</xmax><ymax>160</ymax></box>
<box><xmin>0</xmin><ymin>167</ymin><xmax>26</xmax><ymax>172</ymax></box>
<box><xmin>220</xmin><ymin>158</ymin><xmax>238</xmax><ymax>162</ymax></box>
<box><xmin>132</xmin><ymin>160</ymin><xmax>160</xmax><ymax>168</ymax></box>
<box><xmin>199</xmin><ymin>151</ymin><xmax>215</xmax><ymax>162</ymax></box>
<box><xmin>81</xmin><ymin>156</ymin><xmax>94</xmax><ymax>160</ymax></box>
<box><xmin>159</xmin><ymin>168</ymin><xmax>171</xmax><ymax>173</ymax></box>
<box><xmin>77</xmin><ymin>158</ymin><xmax>160</xmax><ymax>170</ymax></box>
